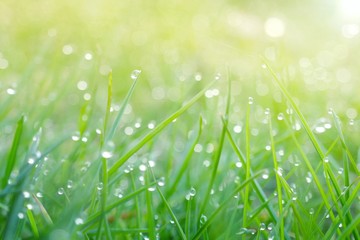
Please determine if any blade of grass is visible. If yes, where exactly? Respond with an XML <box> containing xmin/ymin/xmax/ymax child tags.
<box><xmin>157</xmin><ymin>187</ymin><xmax>187</xmax><ymax>240</ymax></box>
<box><xmin>192</xmin><ymin>171</ymin><xmax>263</xmax><ymax>240</ymax></box>
<box><xmin>224</xmin><ymin>121</ymin><xmax>278</xmax><ymax>223</ymax></box>
<box><xmin>130</xmin><ymin>172</ymin><xmax>142</xmax><ymax>240</ymax></box>
<box><xmin>145</xmin><ymin>169</ymin><xmax>156</xmax><ymax>240</ymax></box>
<box><xmin>26</xmin><ymin>208</ymin><xmax>39</xmax><ymax>238</ymax></box>
<box><xmin>242</xmin><ymin>99</ymin><xmax>251</xmax><ymax>230</ymax></box>
<box><xmin>268</xmin><ymin>111</ymin><xmax>284</xmax><ymax>240</ymax></box>
<box><xmin>108</xmin><ymin>80</ymin><xmax>216</xmax><ymax>177</ymax></box>
<box><xmin>82</xmin><ymin>182</ymin><xmax>156</xmax><ymax>230</ymax></box>
<box><xmin>1</xmin><ymin>115</ymin><xmax>24</xmax><ymax>189</ymax></box>
<box><xmin>265</xmin><ymin>61</ymin><xmax>338</xmax><ymax>223</ymax></box>
<box><xmin>198</xmin><ymin>117</ymin><xmax>227</xmax><ymax>222</ymax></box>
<box><xmin>167</xmin><ymin>116</ymin><xmax>202</xmax><ymax>197</ymax></box>
<box><xmin>198</xmin><ymin>78</ymin><xmax>231</xmax><ymax>222</ymax></box>
<box><xmin>106</xmin><ymin>71</ymin><xmax>139</xmax><ymax>142</ymax></box>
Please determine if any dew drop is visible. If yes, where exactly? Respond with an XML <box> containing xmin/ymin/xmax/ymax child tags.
<box><xmin>233</xmin><ymin>125</ymin><xmax>242</xmax><ymax>133</ymax></box>
<box><xmin>131</xmin><ymin>70</ymin><xmax>141</xmax><ymax>80</ymax></box>
<box><xmin>26</xmin><ymin>204</ymin><xmax>33</xmax><ymax>210</ymax></box>
<box><xmin>148</xmin><ymin>160</ymin><xmax>155</xmax><ymax>168</ymax></box>
<box><xmin>84</xmin><ymin>53</ymin><xmax>93</xmax><ymax>61</ymax></box>
<box><xmin>101</xmin><ymin>141</ymin><xmax>115</xmax><ymax>159</ymax></box>
<box><xmin>260</xmin><ymin>223</ymin><xmax>266</xmax><ymax>231</ymax></box>
<box><xmin>57</xmin><ymin>188</ymin><xmax>64</xmax><ymax>195</ymax></box>
<box><xmin>18</xmin><ymin>212</ymin><xmax>25</xmax><ymax>219</ymax></box>
<box><xmin>309</xmin><ymin>208</ymin><xmax>314</xmax><ymax>215</ymax></box>
<box><xmin>262</xmin><ymin>170</ymin><xmax>269</xmax><ymax>179</ymax></box>
<box><xmin>97</xmin><ymin>182</ymin><xmax>103</xmax><ymax>191</ymax></box>
<box><xmin>277</xmin><ymin>113</ymin><xmax>284</xmax><ymax>121</ymax></box>
<box><xmin>235</xmin><ymin>162</ymin><xmax>243</xmax><ymax>168</ymax></box>
<box><xmin>124</xmin><ymin>126</ymin><xmax>134</xmax><ymax>136</ymax></box>
<box><xmin>148</xmin><ymin>187</ymin><xmax>156</xmax><ymax>192</ymax></box>
<box><xmin>189</xmin><ymin>187</ymin><xmax>196</xmax><ymax>197</ymax></box>
<box><xmin>67</xmin><ymin>180</ymin><xmax>73</xmax><ymax>189</ymax></box>
<box><xmin>7</xmin><ymin>88</ymin><xmax>16</xmax><ymax>95</ymax></box>
<box><xmin>36</xmin><ymin>192</ymin><xmax>43</xmax><ymax>198</ymax></box>
<box><xmin>23</xmin><ymin>191</ymin><xmax>31</xmax><ymax>198</ymax></box>
<box><xmin>200</xmin><ymin>214</ymin><xmax>207</xmax><ymax>224</ymax></box>
<box><xmin>75</xmin><ymin>218</ymin><xmax>84</xmax><ymax>225</ymax></box>
<box><xmin>157</xmin><ymin>177</ymin><xmax>165</xmax><ymax>187</ymax></box>
<box><xmin>71</xmin><ymin>132</ymin><xmax>80</xmax><ymax>141</ymax></box>
<box><xmin>139</xmin><ymin>164</ymin><xmax>147</xmax><ymax>172</ymax></box>
<box><xmin>248</xmin><ymin>97</ymin><xmax>254</xmax><ymax>105</ymax></box>
<box><xmin>28</xmin><ymin>157</ymin><xmax>35</xmax><ymax>165</ymax></box>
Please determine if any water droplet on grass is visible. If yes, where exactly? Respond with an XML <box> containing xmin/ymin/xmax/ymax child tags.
<box><xmin>28</xmin><ymin>157</ymin><xmax>35</xmax><ymax>165</ymax></box>
<box><xmin>62</xmin><ymin>44</ymin><xmax>74</xmax><ymax>55</ymax></box>
<box><xmin>200</xmin><ymin>215</ymin><xmax>207</xmax><ymax>224</ymax></box>
<box><xmin>248</xmin><ymin>97</ymin><xmax>254</xmax><ymax>104</ymax></box>
<box><xmin>189</xmin><ymin>187</ymin><xmax>196</xmax><ymax>197</ymax></box>
<box><xmin>77</xmin><ymin>81</ymin><xmax>88</xmax><ymax>91</ymax></box>
<box><xmin>203</xmin><ymin>160</ymin><xmax>210</xmax><ymax>167</ymax></box>
<box><xmin>6</xmin><ymin>88</ymin><xmax>16</xmax><ymax>95</ymax></box>
<box><xmin>97</xmin><ymin>183</ymin><xmax>103</xmax><ymax>191</ymax></box>
<box><xmin>131</xmin><ymin>70</ymin><xmax>141</xmax><ymax>80</ymax></box>
<box><xmin>18</xmin><ymin>212</ymin><xmax>25</xmax><ymax>219</ymax></box>
<box><xmin>101</xmin><ymin>141</ymin><xmax>115</xmax><ymax>159</ymax></box>
<box><xmin>148</xmin><ymin>187</ymin><xmax>156</xmax><ymax>192</ymax></box>
<box><xmin>233</xmin><ymin>125</ymin><xmax>242</xmax><ymax>133</ymax></box>
<box><xmin>75</xmin><ymin>218</ymin><xmax>84</xmax><ymax>225</ymax></box>
<box><xmin>36</xmin><ymin>192</ymin><xmax>43</xmax><ymax>198</ymax></box>
<box><xmin>84</xmin><ymin>53</ymin><xmax>93</xmax><ymax>61</ymax></box>
<box><xmin>124</xmin><ymin>126</ymin><xmax>134</xmax><ymax>136</ymax></box>
<box><xmin>262</xmin><ymin>170</ymin><xmax>269</xmax><ymax>179</ymax></box>
<box><xmin>309</xmin><ymin>208</ymin><xmax>314</xmax><ymax>215</ymax></box>
<box><xmin>277</xmin><ymin>113</ymin><xmax>284</xmax><ymax>120</ymax></box>
<box><xmin>157</xmin><ymin>177</ymin><xmax>165</xmax><ymax>187</ymax></box>
<box><xmin>338</xmin><ymin>168</ymin><xmax>344</xmax><ymax>174</ymax></box>
<box><xmin>139</xmin><ymin>164</ymin><xmax>147</xmax><ymax>172</ymax></box>
<box><xmin>194</xmin><ymin>144</ymin><xmax>203</xmax><ymax>152</ymax></box>
<box><xmin>236</xmin><ymin>162</ymin><xmax>242</xmax><ymax>168</ymax></box>
<box><xmin>57</xmin><ymin>188</ymin><xmax>64</xmax><ymax>195</ymax></box>
<box><xmin>71</xmin><ymin>132</ymin><xmax>80</xmax><ymax>141</ymax></box>
<box><xmin>23</xmin><ymin>191</ymin><xmax>30</xmax><ymax>198</ymax></box>
<box><xmin>260</xmin><ymin>223</ymin><xmax>266</xmax><ymax>230</ymax></box>
<box><xmin>67</xmin><ymin>180</ymin><xmax>73</xmax><ymax>189</ymax></box>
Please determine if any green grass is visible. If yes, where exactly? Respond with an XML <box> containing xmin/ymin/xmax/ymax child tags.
<box><xmin>1</xmin><ymin>1</ymin><xmax>360</xmax><ymax>239</ymax></box>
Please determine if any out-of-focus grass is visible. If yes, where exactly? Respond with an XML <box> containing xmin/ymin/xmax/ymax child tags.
<box><xmin>0</xmin><ymin>0</ymin><xmax>360</xmax><ymax>239</ymax></box>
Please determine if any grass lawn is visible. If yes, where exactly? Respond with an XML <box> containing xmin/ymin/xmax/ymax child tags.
<box><xmin>0</xmin><ymin>0</ymin><xmax>359</xmax><ymax>239</ymax></box>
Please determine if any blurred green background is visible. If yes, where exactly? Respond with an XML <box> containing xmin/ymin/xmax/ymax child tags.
<box><xmin>0</xmin><ymin>0</ymin><xmax>359</xmax><ymax>137</ymax></box>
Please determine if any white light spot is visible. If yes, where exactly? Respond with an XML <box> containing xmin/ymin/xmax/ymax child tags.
<box><xmin>84</xmin><ymin>53</ymin><xmax>93</xmax><ymax>61</ymax></box>
<box><xmin>264</xmin><ymin>17</ymin><xmax>285</xmax><ymax>38</ymax></box>
<box><xmin>124</xmin><ymin>127</ymin><xmax>134</xmax><ymax>136</ymax></box>
<box><xmin>0</xmin><ymin>58</ymin><xmax>9</xmax><ymax>69</ymax></box>
<box><xmin>77</xmin><ymin>81</ymin><xmax>88</xmax><ymax>91</ymax></box>
<box><xmin>233</xmin><ymin>125</ymin><xmax>242</xmax><ymax>133</ymax></box>
<box><xmin>6</xmin><ymin>88</ymin><xmax>16</xmax><ymax>95</ymax></box>
<box><xmin>340</xmin><ymin>0</ymin><xmax>360</xmax><ymax>19</ymax></box>
<box><xmin>342</xmin><ymin>24</ymin><xmax>359</xmax><ymax>38</ymax></box>
<box><xmin>62</xmin><ymin>45</ymin><xmax>74</xmax><ymax>55</ymax></box>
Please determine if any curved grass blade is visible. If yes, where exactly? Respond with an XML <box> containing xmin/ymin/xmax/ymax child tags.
<box><xmin>167</xmin><ymin>116</ymin><xmax>203</xmax><ymax>197</ymax></box>
<box><xmin>1</xmin><ymin>115</ymin><xmax>24</xmax><ymax>189</ymax></box>
<box><xmin>157</xmin><ymin>187</ymin><xmax>187</xmax><ymax>240</ymax></box>
<box><xmin>224</xmin><ymin>121</ymin><xmax>278</xmax><ymax>223</ymax></box>
<box><xmin>192</xmin><ymin>171</ymin><xmax>263</xmax><ymax>240</ymax></box>
<box><xmin>108</xmin><ymin>80</ymin><xmax>216</xmax><ymax>177</ymax></box>
<box><xmin>268</xmin><ymin>112</ymin><xmax>284</xmax><ymax>240</ymax></box>
<box><xmin>106</xmin><ymin>71</ymin><xmax>139</xmax><ymax>142</ymax></box>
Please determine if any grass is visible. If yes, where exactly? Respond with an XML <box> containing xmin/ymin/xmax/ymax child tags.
<box><xmin>1</xmin><ymin>1</ymin><xmax>360</xmax><ymax>239</ymax></box>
